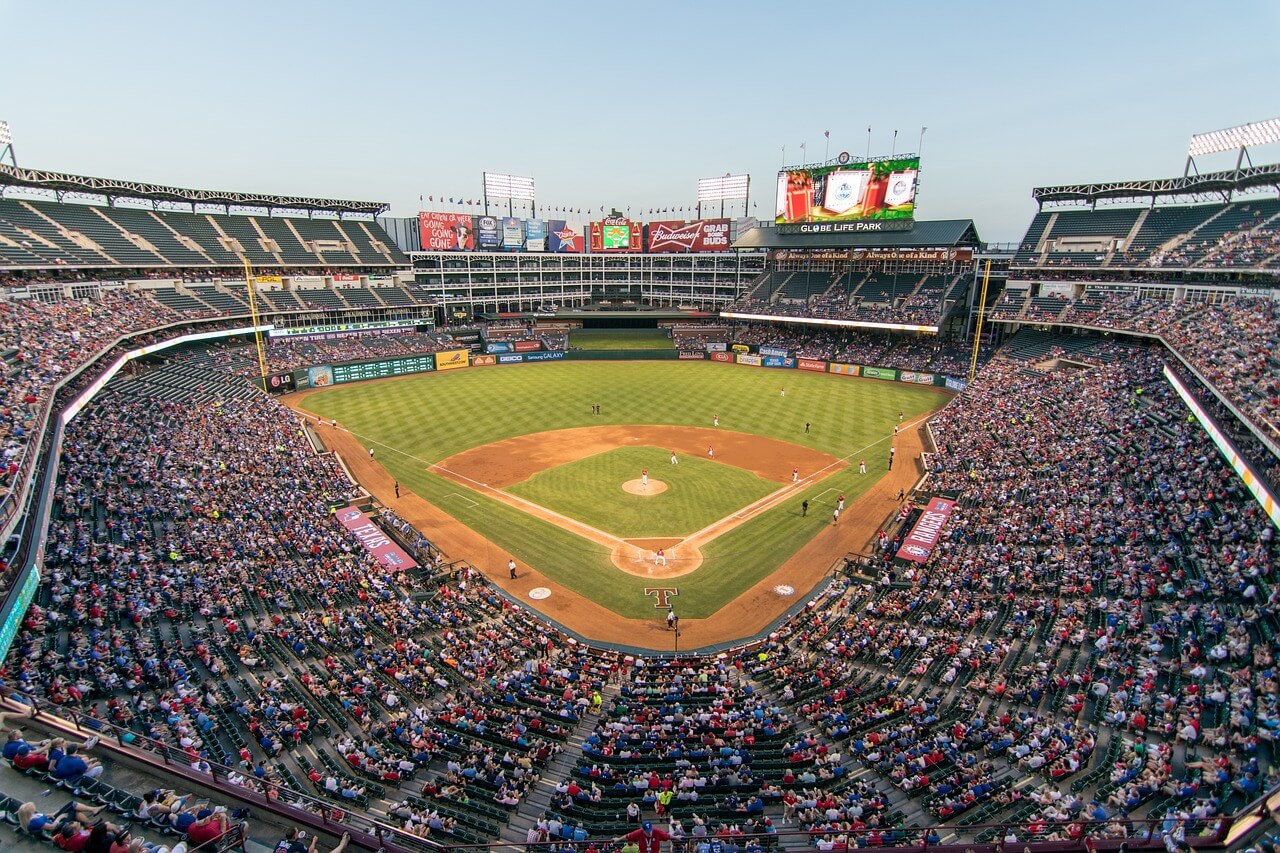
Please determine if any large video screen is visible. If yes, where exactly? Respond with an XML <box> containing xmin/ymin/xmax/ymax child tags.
<box><xmin>775</xmin><ymin>157</ymin><xmax>918</xmax><ymax>234</ymax></box>
<box><xmin>602</xmin><ymin>224</ymin><xmax>630</xmax><ymax>249</ymax></box>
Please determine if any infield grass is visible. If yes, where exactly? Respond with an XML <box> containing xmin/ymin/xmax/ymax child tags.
<box><xmin>569</xmin><ymin>329</ymin><xmax>674</xmax><ymax>350</ymax></box>
<box><xmin>298</xmin><ymin>361</ymin><xmax>947</xmax><ymax>620</ymax></box>
<box><xmin>506</xmin><ymin>446</ymin><xmax>777</xmax><ymax>537</ymax></box>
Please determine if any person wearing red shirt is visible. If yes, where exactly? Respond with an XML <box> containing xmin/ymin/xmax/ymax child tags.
<box><xmin>618</xmin><ymin>822</ymin><xmax>670</xmax><ymax>853</ymax></box>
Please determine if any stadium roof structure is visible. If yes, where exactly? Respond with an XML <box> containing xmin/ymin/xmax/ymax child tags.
<box><xmin>0</xmin><ymin>163</ymin><xmax>388</xmax><ymax>215</ymax></box>
<box><xmin>1032</xmin><ymin>162</ymin><xmax>1280</xmax><ymax>208</ymax></box>
<box><xmin>733</xmin><ymin>219</ymin><xmax>980</xmax><ymax>250</ymax></box>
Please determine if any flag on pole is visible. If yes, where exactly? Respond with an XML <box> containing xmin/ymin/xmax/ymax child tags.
<box><xmin>824</xmin><ymin>130</ymin><xmax>829</xmax><ymax>139</ymax></box>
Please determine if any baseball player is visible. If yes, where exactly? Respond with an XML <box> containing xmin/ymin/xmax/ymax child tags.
<box><xmin>832</xmin><ymin>507</ymin><xmax>840</xmax><ymax>524</ymax></box>
<box><xmin>893</xmin><ymin>424</ymin><xmax>900</xmax><ymax>436</ymax></box>
<box><xmin>670</xmin><ymin>452</ymin><xmax>678</xmax><ymax>465</ymax></box>
<box><xmin>889</xmin><ymin>447</ymin><xmax>896</xmax><ymax>470</ymax></box>
<box><xmin>708</xmin><ymin>446</ymin><xmax>714</xmax><ymax>458</ymax></box>
<box><xmin>508</xmin><ymin>559</ymin><xmax>517</xmax><ymax>579</ymax></box>
<box><xmin>655</xmin><ymin>548</ymin><xmax>666</xmax><ymax>566</ymax></box>
<box><xmin>837</xmin><ymin>493</ymin><xmax>845</xmax><ymax>511</ymax></box>
<box><xmin>859</xmin><ymin>459</ymin><xmax>867</xmax><ymax>474</ymax></box>
<box><xmin>780</xmin><ymin>387</ymin><xmax>786</xmax><ymax>397</ymax></box>
<box><xmin>368</xmin><ymin>448</ymin><xmax>375</xmax><ymax>460</ymax></box>
<box><xmin>792</xmin><ymin>467</ymin><xmax>799</xmax><ymax>483</ymax></box>
<box><xmin>713</xmin><ymin>414</ymin><xmax>719</xmax><ymax>427</ymax></box>
<box><xmin>641</xmin><ymin>468</ymin><xmax>648</xmax><ymax>487</ymax></box>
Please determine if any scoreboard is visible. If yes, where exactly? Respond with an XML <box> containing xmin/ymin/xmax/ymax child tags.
<box><xmin>332</xmin><ymin>355</ymin><xmax>435</xmax><ymax>384</ymax></box>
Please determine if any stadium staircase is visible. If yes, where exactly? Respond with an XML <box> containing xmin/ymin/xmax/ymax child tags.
<box><xmin>1107</xmin><ymin>208</ymin><xmax>1149</xmax><ymax>266</ymax></box>
<box><xmin>497</xmin><ymin>684</ymin><xmax>622</xmax><ymax>846</ymax></box>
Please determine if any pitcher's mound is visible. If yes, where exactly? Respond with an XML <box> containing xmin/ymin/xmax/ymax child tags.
<box><xmin>622</xmin><ymin>478</ymin><xmax>667</xmax><ymax>496</ymax></box>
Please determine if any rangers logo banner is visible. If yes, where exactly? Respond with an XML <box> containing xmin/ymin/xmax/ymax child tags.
<box><xmin>897</xmin><ymin>498</ymin><xmax>956</xmax><ymax>565</ymax></box>
<box><xmin>336</xmin><ymin>505</ymin><xmax>418</xmax><ymax>571</ymax></box>
<box><xmin>646</xmin><ymin>219</ymin><xmax>731</xmax><ymax>253</ymax></box>
<box><xmin>546</xmin><ymin>220</ymin><xmax>584</xmax><ymax>253</ymax></box>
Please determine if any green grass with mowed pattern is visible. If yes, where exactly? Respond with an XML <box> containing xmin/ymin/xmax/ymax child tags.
<box><xmin>299</xmin><ymin>360</ymin><xmax>946</xmax><ymax>621</ymax></box>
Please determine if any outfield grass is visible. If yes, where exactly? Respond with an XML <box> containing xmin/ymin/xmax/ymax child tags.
<box><xmin>299</xmin><ymin>361</ymin><xmax>947</xmax><ymax>620</ymax></box>
<box><xmin>505</xmin><ymin>446</ymin><xmax>778</xmax><ymax>537</ymax></box>
<box><xmin>569</xmin><ymin>328</ymin><xmax>674</xmax><ymax>350</ymax></box>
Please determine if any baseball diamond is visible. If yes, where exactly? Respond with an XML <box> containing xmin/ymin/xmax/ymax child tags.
<box><xmin>293</xmin><ymin>360</ymin><xmax>948</xmax><ymax>634</ymax></box>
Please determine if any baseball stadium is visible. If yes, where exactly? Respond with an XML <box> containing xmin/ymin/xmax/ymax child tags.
<box><xmin>0</xmin><ymin>7</ymin><xmax>1278</xmax><ymax>853</ymax></box>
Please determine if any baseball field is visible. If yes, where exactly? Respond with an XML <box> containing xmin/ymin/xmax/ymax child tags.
<box><xmin>294</xmin><ymin>360</ymin><xmax>948</xmax><ymax>640</ymax></box>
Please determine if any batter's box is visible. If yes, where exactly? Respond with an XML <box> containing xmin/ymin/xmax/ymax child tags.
<box><xmin>443</xmin><ymin>492</ymin><xmax>479</xmax><ymax>509</ymax></box>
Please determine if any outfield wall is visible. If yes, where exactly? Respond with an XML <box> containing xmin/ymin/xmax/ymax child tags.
<box><xmin>285</xmin><ymin>347</ymin><xmax>967</xmax><ymax>391</ymax></box>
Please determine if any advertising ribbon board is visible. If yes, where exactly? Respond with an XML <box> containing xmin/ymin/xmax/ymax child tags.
<box><xmin>647</xmin><ymin>218</ymin><xmax>731</xmax><ymax>253</ymax></box>
<box><xmin>678</xmin><ymin>351</ymin><xmax>706</xmax><ymax>360</ymax></box>
<box><xmin>498</xmin><ymin>354</ymin><xmax>524</xmax><ymax>364</ymax></box>
<box><xmin>710</xmin><ymin>352</ymin><xmax>733</xmax><ymax>363</ymax></box>
<box><xmin>897</xmin><ymin>498</ymin><xmax>956</xmax><ymax>565</ymax></box>
<box><xmin>472</xmin><ymin>354</ymin><xmax>497</xmax><ymax>366</ymax></box>
<box><xmin>737</xmin><ymin>354</ymin><xmax>763</xmax><ymax>366</ymax></box>
<box><xmin>828</xmin><ymin>363</ymin><xmax>860</xmax><ymax>376</ymax></box>
<box><xmin>798</xmin><ymin>359</ymin><xmax>827</xmax><ymax>372</ymax></box>
<box><xmin>524</xmin><ymin>351</ymin><xmax>565</xmax><ymax>362</ymax></box>
<box><xmin>762</xmin><ymin>356</ymin><xmax>795</xmax><ymax>368</ymax></box>
<box><xmin>513</xmin><ymin>340</ymin><xmax>542</xmax><ymax>352</ymax></box>
<box><xmin>861</xmin><ymin>366</ymin><xmax>898</xmax><ymax>381</ymax></box>
<box><xmin>336</xmin><ymin>505</ymin><xmax>418</xmax><ymax>571</ymax></box>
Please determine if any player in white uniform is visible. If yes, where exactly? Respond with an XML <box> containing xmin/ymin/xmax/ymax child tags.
<box><xmin>641</xmin><ymin>469</ymin><xmax>648</xmax><ymax>487</ymax></box>
<box><xmin>670</xmin><ymin>452</ymin><xmax>678</xmax><ymax>465</ymax></box>
<box><xmin>655</xmin><ymin>548</ymin><xmax>667</xmax><ymax>566</ymax></box>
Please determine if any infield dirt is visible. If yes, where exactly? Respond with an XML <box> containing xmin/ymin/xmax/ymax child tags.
<box><xmin>292</xmin><ymin>392</ymin><xmax>931</xmax><ymax>651</ymax></box>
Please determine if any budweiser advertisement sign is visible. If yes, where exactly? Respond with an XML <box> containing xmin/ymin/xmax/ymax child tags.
<box><xmin>335</xmin><ymin>505</ymin><xmax>418</xmax><ymax>571</ymax></box>
<box><xmin>647</xmin><ymin>219</ymin><xmax>731</xmax><ymax>253</ymax></box>
<box><xmin>897</xmin><ymin>497</ymin><xmax>956</xmax><ymax>564</ymax></box>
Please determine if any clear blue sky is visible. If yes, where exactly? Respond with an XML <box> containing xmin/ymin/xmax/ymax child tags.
<box><xmin>3</xmin><ymin>0</ymin><xmax>1277</xmax><ymax>241</ymax></box>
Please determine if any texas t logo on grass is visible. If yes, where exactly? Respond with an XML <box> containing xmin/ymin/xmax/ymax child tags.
<box><xmin>644</xmin><ymin>587</ymin><xmax>678</xmax><ymax>609</ymax></box>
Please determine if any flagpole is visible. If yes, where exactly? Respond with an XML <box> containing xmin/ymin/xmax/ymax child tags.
<box><xmin>824</xmin><ymin>131</ymin><xmax>830</xmax><ymax>165</ymax></box>
<box><xmin>918</xmin><ymin>126</ymin><xmax>928</xmax><ymax>158</ymax></box>
<box><xmin>865</xmin><ymin>127</ymin><xmax>872</xmax><ymax>161</ymax></box>
<box><xmin>891</xmin><ymin>130</ymin><xmax>898</xmax><ymax>157</ymax></box>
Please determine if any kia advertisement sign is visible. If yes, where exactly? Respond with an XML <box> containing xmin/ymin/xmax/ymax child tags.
<box><xmin>897</xmin><ymin>498</ymin><xmax>956</xmax><ymax>565</ymax></box>
<box><xmin>546</xmin><ymin>220</ymin><xmax>585</xmax><ymax>253</ymax></box>
<box><xmin>336</xmin><ymin>505</ymin><xmax>418</xmax><ymax>571</ymax></box>
<box><xmin>647</xmin><ymin>218</ymin><xmax>731</xmax><ymax>252</ymax></box>
<box><xmin>418</xmin><ymin>212</ymin><xmax>476</xmax><ymax>251</ymax></box>
<box><xmin>710</xmin><ymin>351</ymin><xmax>733</xmax><ymax>363</ymax></box>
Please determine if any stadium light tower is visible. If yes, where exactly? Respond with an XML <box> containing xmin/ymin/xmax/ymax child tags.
<box><xmin>0</xmin><ymin>121</ymin><xmax>16</xmax><ymax>167</ymax></box>
<box><xmin>483</xmin><ymin>172</ymin><xmax>536</xmax><ymax>217</ymax></box>
<box><xmin>696</xmin><ymin>174</ymin><xmax>750</xmax><ymax>219</ymax></box>
<box><xmin>1185</xmin><ymin>117</ymin><xmax>1280</xmax><ymax>176</ymax></box>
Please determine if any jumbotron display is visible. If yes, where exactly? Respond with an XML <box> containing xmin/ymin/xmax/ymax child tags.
<box><xmin>775</xmin><ymin>156</ymin><xmax>919</xmax><ymax>234</ymax></box>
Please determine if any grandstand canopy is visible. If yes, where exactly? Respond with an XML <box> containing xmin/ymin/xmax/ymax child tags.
<box><xmin>0</xmin><ymin>163</ymin><xmax>388</xmax><ymax>214</ymax></box>
<box><xmin>733</xmin><ymin>219</ymin><xmax>980</xmax><ymax>250</ymax></box>
<box><xmin>1032</xmin><ymin>162</ymin><xmax>1280</xmax><ymax>207</ymax></box>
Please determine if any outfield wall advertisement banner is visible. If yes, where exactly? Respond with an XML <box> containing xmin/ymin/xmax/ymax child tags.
<box><xmin>524</xmin><ymin>351</ymin><xmax>565</xmax><ymax>362</ymax></box>
<box><xmin>896</xmin><ymin>498</ymin><xmax>955</xmax><ymax>565</ymax></box>
<box><xmin>899</xmin><ymin>371</ymin><xmax>935</xmax><ymax>384</ymax></box>
<box><xmin>736</xmin><ymin>353</ymin><xmax>763</xmax><ymax>366</ymax></box>
<box><xmin>945</xmin><ymin>377</ymin><xmax>967</xmax><ymax>392</ymax></box>
<box><xmin>711</xmin><ymin>352</ymin><xmax>733</xmax><ymax>363</ymax></box>
<box><xmin>485</xmin><ymin>342</ymin><xmax>513</xmax><ymax>353</ymax></box>
<box><xmin>435</xmin><ymin>349</ymin><xmax>470</xmax><ymax>371</ymax></box>
<box><xmin>798</xmin><ymin>359</ymin><xmax>827</xmax><ymax>372</ymax></box>
<box><xmin>759</xmin><ymin>346</ymin><xmax>789</xmax><ymax>358</ymax></box>
<box><xmin>828</xmin><ymin>363</ymin><xmax>860</xmax><ymax>376</ymax></box>
<box><xmin>762</xmin><ymin>356</ymin><xmax>796</xmax><ymax>368</ymax></box>
<box><xmin>498</xmin><ymin>354</ymin><xmax>524</xmax><ymax>363</ymax></box>
<box><xmin>513</xmin><ymin>340</ymin><xmax>542</xmax><ymax>352</ymax></box>
<box><xmin>265</xmin><ymin>372</ymin><xmax>296</xmax><ymax>393</ymax></box>
<box><xmin>336</xmin><ymin>505</ymin><xmax>418</xmax><ymax>571</ymax></box>
<box><xmin>705</xmin><ymin>342</ymin><xmax>728</xmax><ymax>352</ymax></box>
<box><xmin>861</xmin><ymin>366</ymin><xmax>898</xmax><ymax>381</ymax></box>
<box><xmin>546</xmin><ymin>220</ymin><xmax>585</xmax><ymax>253</ymax></box>
<box><xmin>307</xmin><ymin>365</ymin><xmax>334</xmax><ymax>387</ymax></box>
<box><xmin>775</xmin><ymin>157</ymin><xmax>920</xmax><ymax>234</ymax></box>
<box><xmin>472</xmin><ymin>354</ymin><xmax>497</xmax><ymax>366</ymax></box>
<box><xmin>678</xmin><ymin>351</ymin><xmax>706</xmax><ymax>360</ymax></box>
<box><xmin>419</xmin><ymin>212</ymin><xmax>477</xmax><ymax>251</ymax></box>
<box><xmin>647</xmin><ymin>219</ymin><xmax>731</xmax><ymax>253</ymax></box>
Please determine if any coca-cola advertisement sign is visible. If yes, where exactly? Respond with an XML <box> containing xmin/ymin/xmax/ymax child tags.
<box><xmin>647</xmin><ymin>219</ymin><xmax>731</xmax><ymax>253</ymax></box>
